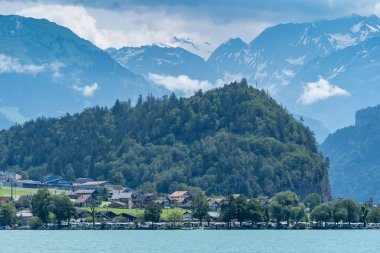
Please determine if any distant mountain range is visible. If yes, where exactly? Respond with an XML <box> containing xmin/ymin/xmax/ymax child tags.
<box><xmin>107</xmin><ymin>45</ymin><xmax>218</xmax><ymax>84</ymax></box>
<box><xmin>107</xmin><ymin>15</ymin><xmax>380</xmax><ymax>138</ymax></box>
<box><xmin>3</xmin><ymin>14</ymin><xmax>380</xmax><ymax>143</ymax></box>
<box><xmin>321</xmin><ymin>105</ymin><xmax>380</xmax><ymax>202</ymax></box>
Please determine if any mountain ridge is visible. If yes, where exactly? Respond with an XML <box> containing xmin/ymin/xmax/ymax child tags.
<box><xmin>0</xmin><ymin>81</ymin><xmax>331</xmax><ymax>200</ymax></box>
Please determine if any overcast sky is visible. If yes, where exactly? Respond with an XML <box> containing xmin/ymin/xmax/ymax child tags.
<box><xmin>2</xmin><ymin>0</ymin><xmax>380</xmax><ymax>58</ymax></box>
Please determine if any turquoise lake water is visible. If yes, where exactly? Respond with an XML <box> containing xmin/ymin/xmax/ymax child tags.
<box><xmin>1</xmin><ymin>230</ymin><xmax>379</xmax><ymax>253</ymax></box>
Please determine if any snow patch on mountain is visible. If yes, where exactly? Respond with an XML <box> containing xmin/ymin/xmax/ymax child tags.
<box><xmin>282</xmin><ymin>69</ymin><xmax>296</xmax><ymax>78</ymax></box>
<box><xmin>328</xmin><ymin>66</ymin><xmax>346</xmax><ymax>80</ymax></box>
<box><xmin>169</xmin><ymin>36</ymin><xmax>214</xmax><ymax>59</ymax></box>
<box><xmin>286</xmin><ymin>55</ymin><xmax>307</xmax><ymax>65</ymax></box>
<box><xmin>365</xmin><ymin>24</ymin><xmax>379</xmax><ymax>32</ymax></box>
<box><xmin>351</xmin><ymin>22</ymin><xmax>363</xmax><ymax>33</ymax></box>
<box><xmin>328</xmin><ymin>33</ymin><xmax>356</xmax><ymax>49</ymax></box>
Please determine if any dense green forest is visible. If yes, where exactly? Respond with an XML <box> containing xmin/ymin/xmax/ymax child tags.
<box><xmin>0</xmin><ymin>80</ymin><xmax>330</xmax><ymax>199</ymax></box>
<box><xmin>321</xmin><ymin>105</ymin><xmax>380</xmax><ymax>202</ymax></box>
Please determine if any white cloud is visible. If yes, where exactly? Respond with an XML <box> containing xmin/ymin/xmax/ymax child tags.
<box><xmin>0</xmin><ymin>54</ymin><xmax>65</xmax><ymax>81</ymax></box>
<box><xmin>148</xmin><ymin>73</ymin><xmax>213</xmax><ymax>96</ymax></box>
<box><xmin>298</xmin><ymin>77</ymin><xmax>350</xmax><ymax>105</ymax></box>
<box><xmin>18</xmin><ymin>4</ymin><xmax>113</xmax><ymax>49</ymax></box>
<box><xmin>73</xmin><ymin>83</ymin><xmax>99</xmax><ymax>97</ymax></box>
<box><xmin>215</xmin><ymin>73</ymin><xmax>245</xmax><ymax>87</ymax></box>
<box><xmin>0</xmin><ymin>54</ymin><xmax>46</xmax><ymax>75</ymax></box>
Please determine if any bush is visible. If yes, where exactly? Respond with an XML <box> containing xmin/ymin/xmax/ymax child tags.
<box><xmin>29</xmin><ymin>216</ymin><xmax>43</xmax><ymax>230</ymax></box>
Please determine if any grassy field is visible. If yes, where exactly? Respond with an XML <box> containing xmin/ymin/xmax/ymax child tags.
<box><xmin>0</xmin><ymin>186</ymin><xmax>64</xmax><ymax>200</ymax></box>
<box><xmin>81</xmin><ymin>207</ymin><xmax>186</xmax><ymax>220</ymax></box>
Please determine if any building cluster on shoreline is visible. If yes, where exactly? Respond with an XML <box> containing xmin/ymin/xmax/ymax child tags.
<box><xmin>1</xmin><ymin>171</ymin><xmax>380</xmax><ymax>230</ymax></box>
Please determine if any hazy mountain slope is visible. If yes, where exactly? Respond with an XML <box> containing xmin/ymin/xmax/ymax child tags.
<box><xmin>321</xmin><ymin>105</ymin><xmax>380</xmax><ymax>202</ymax></box>
<box><xmin>0</xmin><ymin>15</ymin><xmax>166</xmax><ymax>129</ymax></box>
<box><xmin>293</xmin><ymin>114</ymin><xmax>330</xmax><ymax>143</ymax></box>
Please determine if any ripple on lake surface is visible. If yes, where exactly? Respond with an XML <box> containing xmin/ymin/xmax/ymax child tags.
<box><xmin>1</xmin><ymin>230</ymin><xmax>380</xmax><ymax>253</ymax></box>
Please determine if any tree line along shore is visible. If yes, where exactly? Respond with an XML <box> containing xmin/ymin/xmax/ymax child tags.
<box><xmin>1</xmin><ymin>187</ymin><xmax>380</xmax><ymax>230</ymax></box>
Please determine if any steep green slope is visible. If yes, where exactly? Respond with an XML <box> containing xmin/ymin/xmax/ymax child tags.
<box><xmin>321</xmin><ymin>105</ymin><xmax>380</xmax><ymax>202</ymax></box>
<box><xmin>0</xmin><ymin>81</ymin><xmax>331</xmax><ymax>199</ymax></box>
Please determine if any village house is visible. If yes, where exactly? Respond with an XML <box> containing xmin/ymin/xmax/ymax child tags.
<box><xmin>16</xmin><ymin>180</ymin><xmax>45</xmax><ymax>189</ymax></box>
<box><xmin>124</xmin><ymin>187</ymin><xmax>139</xmax><ymax>196</ymax></box>
<box><xmin>15</xmin><ymin>195</ymin><xmax>33</xmax><ymax>209</ymax></box>
<box><xmin>111</xmin><ymin>192</ymin><xmax>133</xmax><ymax>209</ymax></box>
<box><xmin>169</xmin><ymin>191</ymin><xmax>191</xmax><ymax>204</ymax></box>
<box><xmin>112</xmin><ymin>213</ymin><xmax>137</xmax><ymax>223</ymax></box>
<box><xmin>76</xmin><ymin>194</ymin><xmax>93</xmax><ymax>207</ymax></box>
<box><xmin>183</xmin><ymin>211</ymin><xmax>193</xmax><ymax>221</ymax></box>
<box><xmin>181</xmin><ymin>200</ymin><xmax>192</xmax><ymax>210</ymax></box>
<box><xmin>46</xmin><ymin>179</ymin><xmax>71</xmax><ymax>189</ymax></box>
<box><xmin>97</xmin><ymin>211</ymin><xmax>118</xmax><ymax>221</ymax></box>
<box><xmin>74</xmin><ymin>178</ymin><xmax>94</xmax><ymax>184</ymax></box>
<box><xmin>155</xmin><ymin>196</ymin><xmax>171</xmax><ymax>208</ymax></box>
<box><xmin>73</xmin><ymin>181</ymin><xmax>111</xmax><ymax>190</ymax></box>
<box><xmin>133</xmin><ymin>193</ymin><xmax>155</xmax><ymax>208</ymax></box>
<box><xmin>65</xmin><ymin>191</ymin><xmax>79</xmax><ymax>200</ymax></box>
<box><xmin>208</xmin><ymin>197</ymin><xmax>224</xmax><ymax>211</ymax></box>
<box><xmin>108</xmin><ymin>201</ymin><xmax>128</xmax><ymax>209</ymax></box>
<box><xmin>0</xmin><ymin>171</ymin><xmax>21</xmax><ymax>184</ymax></box>
<box><xmin>75</xmin><ymin>208</ymin><xmax>91</xmax><ymax>221</ymax></box>
<box><xmin>75</xmin><ymin>189</ymin><xmax>96</xmax><ymax>196</ymax></box>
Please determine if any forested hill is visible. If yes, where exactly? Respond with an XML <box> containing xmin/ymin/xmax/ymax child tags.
<box><xmin>321</xmin><ymin>105</ymin><xmax>380</xmax><ymax>201</ymax></box>
<box><xmin>0</xmin><ymin>81</ymin><xmax>331</xmax><ymax>199</ymax></box>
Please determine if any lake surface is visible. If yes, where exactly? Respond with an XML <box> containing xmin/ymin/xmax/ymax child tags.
<box><xmin>1</xmin><ymin>230</ymin><xmax>379</xmax><ymax>253</ymax></box>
